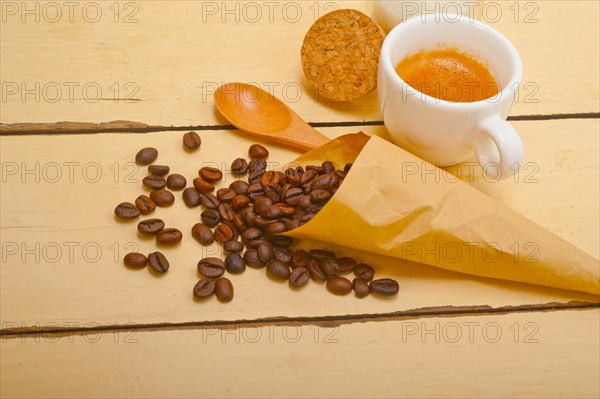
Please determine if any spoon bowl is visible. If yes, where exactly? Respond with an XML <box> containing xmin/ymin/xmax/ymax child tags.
<box><xmin>214</xmin><ymin>82</ymin><xmax>331</xmax><ymax>151</ymax></box>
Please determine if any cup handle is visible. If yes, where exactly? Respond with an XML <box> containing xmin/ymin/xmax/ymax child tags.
<box><xmin>473</xmin><ymin>116</ymin><xmax>524</xmax><ymax>179</ymax></box>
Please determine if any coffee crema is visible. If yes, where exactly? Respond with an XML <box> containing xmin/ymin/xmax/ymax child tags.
<box><xmin>395</xmin><ymin>49</ymin><xmax>499</xmax><ymax>102</ymax></box>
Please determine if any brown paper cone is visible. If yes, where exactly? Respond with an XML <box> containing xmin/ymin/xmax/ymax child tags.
<box><xmin>287</xmin><ymin>132</ymin><xmax>600</xmax><ymax>295</ymax></box>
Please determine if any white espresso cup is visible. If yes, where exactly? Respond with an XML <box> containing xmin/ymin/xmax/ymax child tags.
<box><xmin>378</xmin><ymin>14</ymin><xmax>524</xmax><ymax>179</ymax></box>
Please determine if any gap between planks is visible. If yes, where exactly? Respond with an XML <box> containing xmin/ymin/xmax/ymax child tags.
<box><xmin>0</xmin><ymin>113</ymin><xmax>599</xmax><ymax>135</ymax></box>
<box><xmin>1</xmin><ymin>301</ymin><xmax>598</xmax><ymax>339</ymax></box>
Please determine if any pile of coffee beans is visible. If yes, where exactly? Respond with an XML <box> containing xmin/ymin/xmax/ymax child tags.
<box><xmin>115</xmin><ymin>133</ymin><xmax>399</xmax><ymax>302</ymax></box>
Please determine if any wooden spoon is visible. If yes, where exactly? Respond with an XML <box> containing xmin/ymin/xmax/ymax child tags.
<box><xmin>214</xmin><ymin>82</ymin><xmax>331</xmax><ymax>151</ymax></box>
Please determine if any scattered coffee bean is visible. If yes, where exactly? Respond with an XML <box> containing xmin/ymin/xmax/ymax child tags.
<box><xmin>135</xmin><ymin>195</ymin><xmax>156</xmax><ymax>214</ymax></box>
<box><xmin>156</xmin><ymin>228</ymin><xmax>183</xmax><ymax>245</ymax></box>
<box><xmin>243</xmin><ymin>249</ymin><xmax>265</xmax><ymax>268</ymax></box>
<box><xmin>249</xmin><ymin>144</ymin><xmax>269</xmax><ymax>159</ymax></box>
<box><xmin>270</xmin><ymin>236</ymin><xmax>293</xmax><ymax>248</ymax></box>
<box><xmin>135</xmin><ymin>147</ymin><xmax>158</xmax><ymax>165</ymax></box>
<box><xmin>193</xmin><ymin>177</ymin><xmax>215</xmax><ymax>193</ymax></box>
<box><xmin>148</xmin><ymin>252</ymin><xmax>169</xmax><ymax>273</ymax></box>
<box><xmin>241</xmin><ymin>227</ymin><xmax>263</xmax><ymax>242</ymax></box>
<box><xmin>225</xmin><ymin>253</ymin><xmax>246</xmax><ymax>274</ymax></box>
<box><xmin>201</xmin><ymin>209</ymin><xmax>221</xmax><ymax>227</ymax></box>
<box><xmin>115</xmin><ymin>202</ymin><xmax>140</xmax><ymax>219</ymax></box>
<box><xmin>148</xmin><ymin>164</ymin><xmax>170</xmax><ymax>176</ymax></box>
<box><xmin>273</xmin><ymin>247</ymin><xmax>292</xmax><ymax>264</ymax></box>
<box><xmin>143</xmin><ymin>175</ymin><xmax>167</xmax><ymax>190</ymax></box>
<box><xmin>183</xmin><ymin>131</ymin><xmax>201</xmax><ymax>150</ymax></box>
<box><xmin>224</xmin><ymin>240</ymin><xmax>244</xmax><ymax>253</ymax></box>
<box><xmin>137</xmin><ymin>218</ymin><xmax>165</xmax><ymax>235</ymax></box>
<box><xmin>309</xmin><ymin>249</ymin><xmax>336</xmax><ymax>260</ymax></box>
<box><xmin>200</xmin><ymin>193</ymin><xmax>220</xmax><ymax>209</ymax></box>
<box><xmin>123</xmin><ymin>252</ymin><xmax>147</xmax><ymax>268</ymax></box>
<box><xmin>229</xmin><ymin>180</ymin><xmax>249</xmax><ymax>195</ymax></box>
<box><xmin>307</xmin><ymin>260</ymin><xmax>326</xmax><ymax>282</ymax></box>
<box><xmin>319</xmin><ymin>258</ymin><xmax>340</xmax><ymax>278</ymax></box>
<box><xmin>182</xmin><ymin>187</ymin><xmax>202</xmax><ymax>207</ymax></box>
<box><xmin>292</xmin><ymin>250</ymin><xmax>309</xmax><ymax>268</ymax></box>
<box><xmin>289</xmin><ymin>267</ymin><xmax>310</xmax><ymax>287</ymax></box>
<box><xmin>217</xmin><ymin>188</ymin><xmax>237</xmax><ymax>203</ymax></box>
<box><xmin>248</xmin><ymin>158</ymin><xmax>267</xmax><ymax>173</ymax></box>
<box><xmin>193</xmin><ymin>279</ymin><xmax>215</xmax><ymax>298</ymax></box>
<box><xmin>267</xmin><ymin>260</ymin><xmax>290</xmax><ymax>280</ymax></box>
<box><xmin>197</xmin><ymin>257</ymin><xmax>225</xmax><ymax>278</ymax></box>
<box><xmin>150</xmin><ymin>189</ymin><xmax>175</xmax><ymax>206</ymax></box>
<box><xmin>352</xmin><ymin>278</ymin><xmax>370</xmax><ymax>298</ymax></box>
<box><xmin>231</xmin><ymin>194</ymin><xmax>250</xmax><ymax>210</ymax></box>
<box><xmin>218</xmin><ymin>203</ymin><xmax>235</xmax><ymax>222</ymax></box>
<box><xmin>326</xmin><ymin>276</ymin><xmax>352</xmax><ymax>295</ymax></box>
<box><xmin>336</xmin><ymin>257</ymin><xmax>357</xmax><ymax>274</ymax></box>
<box><xmin>199</xmin><ymin>167</ymin><xmax>223</xmax><ymax>183</ymax></box>
<box><xmin>214</xmin><ymin>222</ymin><xmax>236</xmax><ymax>243</ymax></box>
<box><xmin>369</xmin><ymin>278</ymin><xmax>399</xmax><ymax>296</ymax></box>
<box><xmin>191</xmin><ymin>223</ymin><xmax>214</xmax><ymax>244</ymax></box>
<box><xmin>231</xmin><ymin>158</ymin><xmax>248</xmax><ymax>174</ymax></box>
<box><xmin>214</xmin><ymin>277</ymin><xmax>234</xmax><ymax>302</ymax></box>
<box><xmin>257</xmin><ymin>241</ymin><xmax>274</xmax><ymax>263</ymax></box>
<box><xmin>167</xmin><ymin>174</ymin><xmax>186</xmax><ymax>190</ymax></box>
<box><xmin>353</xmin><ymin>263</ymin><xmax>375</xmax><ymax>282</ymax></box>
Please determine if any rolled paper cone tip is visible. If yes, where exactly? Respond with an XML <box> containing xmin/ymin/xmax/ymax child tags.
<box><xmin>286</xmin><ymin>133</ymin><xmax>600</xmax><ymax>296</ymax></box>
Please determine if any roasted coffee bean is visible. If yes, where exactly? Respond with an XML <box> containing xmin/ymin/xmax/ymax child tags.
<box><xmin>267</xmin><ymin>260</ymin><xmax>290</xmax><ymax>280</ymax></box>
<box><xmin>215</xmin><ymin>277</ymin><xmax>234</xmax><ymax>302</ymax></box>
<box><xmin>197</xmin><ymin>257</ymin><xmax>225</xmax><ymax>278</ymax></box>
<box><xmin>322</xmin><ymin>161</ymin><xmax>335</xmax><ymax>174</ymax></box>
<box><xmin>243</xmin><ymin>208</ymin><xmax>256</xmax><ymax>227</ymax></box>
<box><xmin>260</xmin><ymin>171</ymin><xmax>284</xmax><ymax>189</ymax></box>
<box><xmin>298</xmin><ymin>195</ymin><xmax>312</xmax><ymax>211</ymax></box>
<box><xmin>225</xmin><ymin>253</ymin><xmax>246</xmax><ymax>274</ymax></box>
<box><xmin>231</xmin><ymin>195</ymin><xmax>250</xmax><ymax>210</ymax></box>
<box><xmin>200</xmin><ymin>193</ymin><xmax>220</xmax><ymax>209</ymax></box>
<box><xmin>167</xmin><ymin>174</ymin><xmax>186</xmax><ymax>190</ymax></box>
<box><xmin>193</xmin><ymin>279</ymin><xmax>215</xmax><ymax>298</ymax></box>
<box><xmin>135</xmin><ymin>147</ymin><xmax>158</xmax><ymax>165</ymax></box>
<box><xmin>266</xmin><ymin>222</ymin><xmax>287</xmax><ymax>234</ymax></box>
<box><xmin>336</xmin><ymin>257</ymin><xmax>357</xmax><ymax>274</ymax></box>
<box><xmin>148</xmin><ymin>252</ymin><xmax>169</xmax><ymax>273</ymax></box>
<box><xmin>319</xmin><ymin>258</ymin><xmax>340</xmax><ymax>277</ymax></box>
<box><xmin>334</xmin><ymin>170</ymin><xmax>347</xmax><ymax>180</ymax></box>
<box><xmin>244</xmin><ymin>249</ymin><xmax>265</xmax><ymax>268</ymax></box>
<box><xmin>264</xmin><ymin>184</ymin><xmax>281</xmax><ymax>203</ymax></box>
<box><xmin>305</xmin><ymin>164</ymin><xmax>324</xmax><ymax>174</ymax></box>
<box><xmin>217</xmin><ymin>188</ymin><xmax>237</xmax><ymax>203</ymax></box>
<box><xmin>123</xmin><ymin>252</ymin><xmax>147</xmax><ymax>268</ymax></box>
<box><xmin>353</xmin><ymin>263</ymin><xmax>375</xmax><ymax>282</ymax></box>
<box><xmin>241</xmin><ymin>227</ymin><xmax>263</xmax><ymax>242</ymax></box>
<box><xmin>201</xmin><ymin>209</ymin><xmax>221</xmax><ymax>227</ymax></box>
<box><xmin>286</xmin><ymin>219</ymin><xmax>301</xmax><ymax>230</ymax></box>
<box><xmin>156</xmin><ymin>228</ymin><xmax>183</xmax><ymax>245</ymax></box>
<box><xmin>218</xmin><ymin>203</ymin><xmax>235</xmax><ymax>222</ymax></box>
<box><xmin>143</xmin><ymin>175</ymin><xmax>167</xmax><ymax>190</ymax></box>
<box><xmin>232</xmin><ymin>213</ymin><xmax>246</xmax><ymax>231</ymax></box>
<box><xmin>193</xmin><ymin>177</ymin><xmax>215</xmax><ymax>193</ymax></box>
<box><xmin>289</xmin><ymin>266</ymin><xmax>310</xmax><ymax>287</ymax></box>
<box><xmin>182</xmin><ymin>187</ymin><xmax>202</xmax><ymax>207</ymax></box>
<box><xmin>253</xmin><ymin>197</ymin><xmax>273</xmax><ymax>214</ymax></box>
<box><xmin>269</xmin><ymin>235</ymin><xmax>293</xmax><ymax>248</ymax></box>
<box><xmin>273</xmin><ymin>247</ymin><xmax>292</xmax><ymax>264</ymax></box>
<box><xmin>214</xmin><ymin>222</ymin><xmax>236</xmax><ymax>244</ymax></box>
<box><xmin>292</xmin><ymin>250</ymin><xmax>309</xmax><ymax>268</ymax></box>
<box><xmin>199</xmin><ymin>167</ymin><xmax>223</xmax><ymax>183</ymax></box>
<box><xmin>115</xmin><ymin>202</ymin><xmax>141</xmax><ymax>219</ymax></box>
<box><xmin>135</xmin><ymin>195</ymin><xmax>156</xmax><ymax>214</ymax></box>
<box><xmin>230</xmin><ymin>180</ymin><xmax>249</xmax><ymax>195</ymax></box>
<box><xmin>248</xmin><ymin>169</ymin><xmax>264</xmax><ymax>185</ymax></box>
<box><xmin>257</xmin><ymin>241</ymin><xmax>274</xmax><ymax>263</ymax></box>
<box><xmin>369</xmin><ymin>278</ymin><xmax>399</xmax><ymax>296</ymax></box>
<box><xmin>283</xmin><ymin>187</ymin><xmax>304</xmax><ymax>206</ymax></box>
<box><xmin>310</xmin><ymin>189</ymin><xmax>331</xmax><ymax>204</ymax></box>
<box><xmin>249</xmin><ymin>144</ymin><xmax>269</xmax><ymax>159</ymax></box>
<box><xmin>276</xmin><ymin>204</ymin><xmax>295</xmax><ymax>218</ymax></box>
<box><xmin>247</xmin><ymin>182</ymin><xmax>265</xmax><ymax>200</ymax></box>
<box><xmin>148</xmin><ymin>164</ymin><xmax>170</xmax><ymax>176</ymax></box>
<box><xmin>231</xmin><ymin>158</ymin><xmax>248</xmax><ymax>174</ymax></box>
<box><xmin>150</xmin><ymin>189</ymin><xmax>175</xmax><ymax>206</ymax></box>
<box><xmin>326</xmin><ymin>276</ymin><xmax>352</xmax><ymax>295</ymax></box>
<box><xmin>310</xmin><ymin>173</ymin><xmax>340</xmax><ymax>192</ymax></box>
<box><xmin>244</xmin><ymin>238</ymin><xmax>265</xmax><ymax>249</ymax></box>
<box><xmin>137</xmin><ymin>218</ymin><xmax>165</xmax><ymax>235</ymax></box>
<box><xmin>183</xmin><ymin>131</ymin><xmax>201</xmax><ymax>150</ymax></box>
<box><xmin>262</xmin><ymin>205</ymin><xmax>283</xmax><ymax>219</ymax></box>
<box><xmin>248</xmin><ymin>158</ymin><xmax>267</xmax><ymax>173</ymax></box>
<box><xmin>352</xmin><ymin>278</ymin><xmax>370</xmax><ymax>298</ymax></box>
<box><xmin>307</xmin><ymin>259</ymin><xmax>326</xmax><ymax>282</ymax></box>
<box><xmin>300</xmin><ymin>170</ymin><xmax>318</xmax><ymax>186</ymax></box>
<box><xmin>309</xmin><ymin>249</ymin><xmax>336</xmax><ymax>260</ymax></box>
<box><xmin>224</xmin><ymin>240</ymin><xmax>244</xmax><ymax>253</ymax></box>
<box><xmin>191</xmin><ymin>223</ymin><xmax>214</xmax><ymax>244</ymax></box>
<box><xmin>344</xmin><ymin>163</ymin><xmax>352</xmax><ymax>173</ymax></box>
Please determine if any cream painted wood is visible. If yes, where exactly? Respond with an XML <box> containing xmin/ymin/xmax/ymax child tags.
<box><xmin>0</xmin><ymin>1</ymin><xmax>598</xmax><ymax>127</ymax></box>
<box><xmin>2</xmin><ymin>310</ymin><xmax>599</xmax><ymax>398</ymax></box>
<box><xmin>1</xmin><ymin>121</ymin><xmax>597</xmax><ymax>329</ymax></box>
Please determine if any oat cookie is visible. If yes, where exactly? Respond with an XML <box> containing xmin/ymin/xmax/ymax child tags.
<box><xmin>301</xmin><ymin>9</ymin><xmax>385</xmax><ymax>102</ymax></box>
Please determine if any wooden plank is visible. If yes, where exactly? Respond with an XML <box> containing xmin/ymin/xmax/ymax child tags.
<box><xmin>1</xmin><ymin>1</ymin><xmax>598</xmax><ymax>127</ymax></box>
<box><xmin>1</xmin><ymin>309</ymin><xmax>599</xmax><ymax>398</ymax></box>
<box><xmin>1</xmin><ymin>120</ymin><xmax>597</xmax><ymax>329</ymax></box>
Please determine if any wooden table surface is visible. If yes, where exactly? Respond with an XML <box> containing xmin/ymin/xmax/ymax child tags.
<box><xmin>1</xmin><ymin>1</ymin><xmax>599</xmax><ymax>398</ymax></box>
